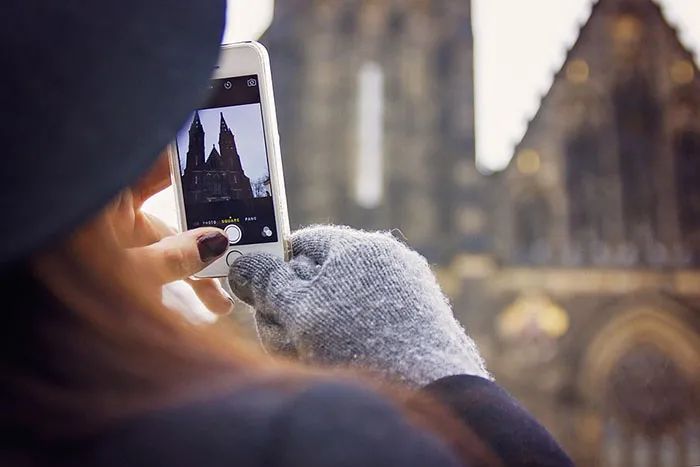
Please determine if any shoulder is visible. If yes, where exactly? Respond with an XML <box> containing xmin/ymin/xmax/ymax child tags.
<box><xmin>78</xmin><ymin>380</ymin><xmax>461</xmax><ymax>467</ymax></box>
<box><xmin>424</xmin><ymin>375</ymin><xmax>574</xmax><ymax>467</ymax></box>
<box><xmin>261</xmin><ymin>381</ymin><xmax>462</xmax><ymax>467</ymax></box>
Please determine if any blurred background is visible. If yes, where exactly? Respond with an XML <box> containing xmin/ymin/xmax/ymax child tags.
<box><xmin>147</xmin><ymin>0</ymin><xmax>700</xmax><ymax>465</ymax></box>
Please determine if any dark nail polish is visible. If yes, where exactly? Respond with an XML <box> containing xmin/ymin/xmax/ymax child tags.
<box><xmin>197</xmin><ymin>232</ymin><xmax>228</xmax><ymax>262</ymax></box>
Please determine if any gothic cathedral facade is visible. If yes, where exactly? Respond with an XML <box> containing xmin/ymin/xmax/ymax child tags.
<box><xmin>262</xmin><ymin>1</ymin><xmax>700</xmax><ymax>465</ymax></box>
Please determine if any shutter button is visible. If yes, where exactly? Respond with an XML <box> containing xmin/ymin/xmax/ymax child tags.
<box><xmin>224</xmin><ymin>225</ymin><xmax>242</xmax><ymax>244</ymax></box>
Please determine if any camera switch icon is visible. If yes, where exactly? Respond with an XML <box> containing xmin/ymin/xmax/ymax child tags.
<box><xmin>247</xmin><ymin>78</ymin><xmax>257</xmax><ymax>87</ymax></box>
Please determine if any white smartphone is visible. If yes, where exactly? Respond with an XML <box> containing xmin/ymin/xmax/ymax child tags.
<box><xmin>169</xmin><ymin>42</ymin><xmax>290</xmax><ymax>278</ymax></box>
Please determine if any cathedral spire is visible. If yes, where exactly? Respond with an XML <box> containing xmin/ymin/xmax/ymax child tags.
<box><xmin>192</xmin><ymin>111</ymin><xmax>202</xmax><ymax>131</ymax></box>
<box><xmin>218</xmin><ymin>112</ymin><xmax>244</xmax><ymax>173</ymax></box>
<box><xmin>185</xmin><ymin>111</ymin><xmax>205</xmax><ymax>172</ymax></box>
<box><xmin>219</xmin><ymin>112</ymin><xmax>229</xmax><ymax>133</ymax></box>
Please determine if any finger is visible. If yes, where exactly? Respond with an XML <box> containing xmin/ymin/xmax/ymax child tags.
<box><xmin>289</xmin><ymin>255</ymin><xmax>322</xmax><ymax>280</ymax></box>
<box><xmin>133</xmin><ymin>211</ymin><xmax>177</xmax><ymax>246</ymax></box>
<box><xmin>185</xmin><ymin>277</ymin><xmax>234</xmax><ymax>315</ymax></box>
<box><xmin>291</xmin><ymin>225</ymin><xmax>358</xmax><ymax>265</ymax></box>
<box><xmin>228</xmin><ymin>253</ymin><xmax>297</xmax><ymax>307</ymax></box>
<box><xmin>131</xmin><ymin>228</ymin><xmax>228</xmax><ymax>284</ymax></box>
<box><xmin>133</xmin><ymin>151</ymin><xmax>172</xmax><ymax>206</ymax></box>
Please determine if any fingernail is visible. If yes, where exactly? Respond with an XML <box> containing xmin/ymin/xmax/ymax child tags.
<box><xmin>197</xmin><ymin>231</ymin><xmax>228</xmax><ymax>262</ymax></box>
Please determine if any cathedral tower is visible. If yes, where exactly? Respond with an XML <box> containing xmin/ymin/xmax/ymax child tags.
<box><xmin>473</xmin><ymin>1</ymin><xmax>700</xmax><ymax>464</ymax></box>
<box><xmin>263</xmin><ymin>0</ymin><xmax>486</xmax><ymax>262</ymax></box>
<box><xmin>185</xmin><ymin>111</ymin><xmax>205</xmax><ymax>173</ymax></box>
<box><xmin>497</xmin><ymin>0</ymin><xmax>700</xmax><ymax>267</ymax></box>
<box><xmin>218</xmin><ymin>113</ymin><xmax>244</xmax><ymax>173</ymax></box>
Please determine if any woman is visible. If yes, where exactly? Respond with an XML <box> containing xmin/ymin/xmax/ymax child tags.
<box><xmin>1</xmin><ymin>1</ymin><xmax>572</xmax><ymax>465</ymax></box>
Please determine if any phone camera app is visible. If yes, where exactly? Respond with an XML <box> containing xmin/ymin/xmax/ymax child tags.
<box><xmin>175</xmin><ymin>74</ymin><xmax>278</xmax><ymax>247</ymax></box>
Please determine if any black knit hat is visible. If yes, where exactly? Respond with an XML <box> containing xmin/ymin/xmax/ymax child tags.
<box><xmin>0</xmin><ymin>0</ymin><xmax>226</xmax><ymax>266</ymax></box>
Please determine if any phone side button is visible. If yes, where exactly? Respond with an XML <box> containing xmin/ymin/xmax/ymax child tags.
<box><xmin>225</xmin><ymin>250</ymin><xmax>242</xmax><ymax>267</ymax></box>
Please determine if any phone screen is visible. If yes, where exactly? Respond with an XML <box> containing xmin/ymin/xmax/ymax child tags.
<box><xmin>174</xmin><ymin>75</ymin><xmax>278</xmax><ymax>246</ymax></box>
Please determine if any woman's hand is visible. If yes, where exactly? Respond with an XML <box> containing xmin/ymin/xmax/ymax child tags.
<box><xmin>107</xmin><ymin>153</ymin><xmax>233</xmax><ymax>315</ymax></box>
<box><xmin>228</xmin><ymin>225</ymin><xmax>489</xmax><ymax>386</ymax></box>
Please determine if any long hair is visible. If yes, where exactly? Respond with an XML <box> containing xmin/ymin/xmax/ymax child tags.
<box><xmin>0</xmin><ymin>207</ymin><xmax>499</xmax><ymax>466</ymax></box>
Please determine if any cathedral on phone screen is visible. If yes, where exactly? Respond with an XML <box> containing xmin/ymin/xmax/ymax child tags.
<box><xmin>174</xmin><ymin>76</ymin><xmax>278</xmax><ymax>245</ymax></box>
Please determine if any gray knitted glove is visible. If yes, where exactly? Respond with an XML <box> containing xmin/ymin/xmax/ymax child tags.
<box><xmin>228</xmin><ymin>225</ymin><xmax>490</xmax><ymax>386</ymax></box>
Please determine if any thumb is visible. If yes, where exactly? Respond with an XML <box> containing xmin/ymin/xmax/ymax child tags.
<box><xmin>131</xmin><ymin>228</ymin><xmax>228</xmax><ymax>284</ymax></box>
<box><xmin>228</xmin><ymin>253</ymin><xmax>296</xmax><ymax>308</ymax></box>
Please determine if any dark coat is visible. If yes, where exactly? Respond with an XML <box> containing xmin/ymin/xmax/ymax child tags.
<box><xmin>49</xmin><ymin>375</ymin><xmax>572</xmax><ymax>466</ymax></box>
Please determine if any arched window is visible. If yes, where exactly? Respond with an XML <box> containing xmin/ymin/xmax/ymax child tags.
<box><xmin>582</xmin><ymin>309</ymin><xmax>700</xmax><ymax>466</ymax></box>
<box><xmin>566</xmin><ymin>121</ymin><xmax>603</xmax><ymax>252</ymax></box>
<box><xmin>513</xmin><ymin>191</ymin><xmax>551</xmax><ymax>263</ymax></box>
<box><xmin>214</xmin><ymin>174</ymin><xmax>221</xmax><ymax>197</ymax></box>
<box><xmin>354</xmin><ymin>61</ymin><xmax>385</xmax><ymax>209</ymax></box>
<box><xmin>613</xmin><ymin>74</ymin><xmax>661</xmax><ymax>244</ymax></box>
<box><xmin>674</xmin><ymin>129</ymin><xmax>700</xmax><ymax>253</ymax></box>
<box><xmin>602</xmin><ymin>346</ymin><xmax>699</xmax><ymax>467</ymax></box>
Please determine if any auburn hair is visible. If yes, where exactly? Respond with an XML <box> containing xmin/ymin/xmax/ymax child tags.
<box><xmin>0</xmin><ymin>204</ymin><xmax>499</xmax><ymax>466</ymax></box>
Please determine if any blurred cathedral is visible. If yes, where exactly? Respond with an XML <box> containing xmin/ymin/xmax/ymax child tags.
<box><xmin>262</xmin><ymin>0</ymin><xmax>700</xmax><ymax>465</ymax></box>
<box><xmin>263</xmin><ymin>0</ymin><xmax>485</xmax><ymax>262</ymax></box>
